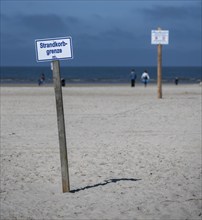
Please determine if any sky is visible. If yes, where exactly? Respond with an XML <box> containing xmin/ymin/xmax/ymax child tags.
<box><xmin>0</xmin><ymin>0</ymin><xmax>201</xmax><ymax>66</ymax></box>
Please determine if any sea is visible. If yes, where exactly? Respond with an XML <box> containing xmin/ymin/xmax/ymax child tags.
<box><xmin>0</xmin><ymin>66</ymin><xmax>201</xmax><ymax>85</ymax></box>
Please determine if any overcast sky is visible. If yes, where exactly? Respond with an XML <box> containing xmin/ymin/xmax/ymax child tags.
<box><xmin>0</xmin><ymin>0</ymin><xmax>201</xmax><ymax>66</ymax></box>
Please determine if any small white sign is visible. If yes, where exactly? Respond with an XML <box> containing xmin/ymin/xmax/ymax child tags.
<box><xmin>151</xmin><ymin>30</ymin><xmax>169</xmax><ymax>45</ymax></box>
<box><xmin>35</xmin><ymin>36</ymin><xmax>73</xmax><ymax>62</ymax></box>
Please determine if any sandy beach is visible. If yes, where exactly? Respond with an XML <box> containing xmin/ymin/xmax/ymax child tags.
<box><xmin>0</xmin><ymin>84</ymin><xmax>201</xmax><ymax>220</ymax></box>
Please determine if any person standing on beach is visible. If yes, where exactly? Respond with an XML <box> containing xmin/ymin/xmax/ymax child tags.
<box><xmin>141</xmin><ymin>70</ymin><xmax>150</xmax><ymax>87</ymax></box>
<box><xmin>130</xmin><ymin>69</ymin><xmax>137</xmax><ymax>87</ymax></box>
<box><xmin>175</xmin><ymin>77</ymin><xmax>179</xmax><ymax>85</ymax></box>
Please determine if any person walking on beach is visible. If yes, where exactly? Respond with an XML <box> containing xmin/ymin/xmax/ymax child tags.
<box><xmin>130</xmin><ymin>69</ymin><xmax>137</xmax><ymax>87</ymax></box>
<box><xmin>141</xmin><ymin>70</ymin><xmax>150</xmax><ymax>87</ymax></box>
<box><xmin>38</xmin><ymin>73</ymin><xmax>45</xmax><ymax>86</ymax></box>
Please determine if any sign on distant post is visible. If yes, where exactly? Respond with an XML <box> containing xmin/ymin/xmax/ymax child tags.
<box><xmin>151</xmin><ymin>30</ymin><xmax>169</xmax><ymax>45</ymax></box>
<box><xmin>35</xmin><ymin>36</ymin><xmax>73</xmax><ymax>62</ymax></box>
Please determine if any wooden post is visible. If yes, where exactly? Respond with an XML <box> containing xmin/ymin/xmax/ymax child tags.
<box><xmin>157</xmin><ymin>44</ymin><xmax>162</xmax><ymax>98</ymax></box>
<box><xmin>157</xmin><ymin>27</ymin><xmax>163</xmax><ymax>99</ymax></box>
<box><xmin>52</xmin><ymin>60</ymin><xmax>70</xmax><ymax>193</ymax></box>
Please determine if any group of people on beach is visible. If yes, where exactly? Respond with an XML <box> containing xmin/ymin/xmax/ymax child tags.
<box><xmin>37</xmin><ymin>70</ymin><xmax>179</xmax><ymax>87</ymax></box>
<box><xmin>130</xmin><ymin>69</ymin><xmax>180</xmax><ymax>87</ymax></box>
<box><xmin>130</xmin><ymin>69</ymin><xmax>150</xmax><ymax>87</ymax></box>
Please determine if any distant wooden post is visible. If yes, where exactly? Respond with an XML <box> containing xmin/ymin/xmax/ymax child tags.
<box><xmin>52</xmin><ymin>60</ymin><xmax>70</xmax><ymax>193</ymax></box>
<box><xmin>157</xmin><ymin>38</ymin><xmax>163</xmax><ymax>99</ymax></box>
<box><xmin>151</xmin><ymin>28</ymin><xmax>169</xmax><ymax>99</ymax></box>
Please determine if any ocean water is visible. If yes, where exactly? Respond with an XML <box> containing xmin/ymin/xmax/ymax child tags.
<box><xmin>0</xmin><ymin>66</ymin><xmax>201</xmax><ymax>84</ymax></box>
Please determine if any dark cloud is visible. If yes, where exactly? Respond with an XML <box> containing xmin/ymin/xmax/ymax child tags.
<box><xmin>1</xmin><ymin>13</ymin><xmax>81</xmax><ymax>36</ymax></box>
<box><xmin>1</xmin><ymin>32</ymin><xmax>25</xmax><ymax>48</ymax></box>
<box><xmin>91</xmin><ymin>13</ymin><xmax>103</xmax><ymax>20</ymax></box>
<box><xmin>20</xmin><ymin>14</ymin><xmax>67</xmax><ymax>32</ymax></box>
<box><xmin>73</xmin><ymin>27</ymin><xmax>136</xmax><ymax>51</ymax></box>
<box><xmin>103</xmin><ymin>27</ymin><xmax>134</xmax><ymax>40</ymax></box>
<box><xmin>1</xmin><ymin>13</ymin><xmax>83</xmax><ymax>40</ymax></box>
<box><xmin>64</xmin><ymin>15</ymin><xmax>80</xmax><ymax>24</ymax></box>
<box><xmin>0</xmin><ymin>13</ymin><xmax>9</xmax><ymax>22</ymax></box>
<box><xmin>142</xmin><ymin>4</ymin><xmax>201</xmax><ymax>22</ymax></box>
<box><xmin>74</xmin><ymin>33</ymin><xmax>99</xmax><ymax>48</ymax></box>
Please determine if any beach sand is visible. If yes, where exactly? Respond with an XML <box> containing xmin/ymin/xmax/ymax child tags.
<box><xmin>1</xmin><ymin>84</ymin><xmax>201</xmax><ymax>220</ymax></box>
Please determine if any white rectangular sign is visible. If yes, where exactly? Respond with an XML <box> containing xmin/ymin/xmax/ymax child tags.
<box><xmin>151</xmin><ymin>30</ymin><xmax>169</xmax><ymax>45</ymax></box>
<box><xmin>35</xmin><ymin>36</ymin><xmax>73</xmax><ymax>62</ymax></box>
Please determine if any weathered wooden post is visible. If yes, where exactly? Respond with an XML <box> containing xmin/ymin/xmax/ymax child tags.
<box><xmin>151</xmin><ymin>28</ymin><xmax>169</xmax><ymax>99</ymax></box>
<box><xmin>35</xmin><ymin>36</ymin><xmax>73</xmax><ymax>193</ymax></box>
<box><xmin>157</xmin><ymin>32</ymin><xmax>163</xmax><ymax>99</ymax></box>
<box><xmin>52</xmin><ymin>60</ymin><xmax>70</xmax><ymax>192</ymax></box>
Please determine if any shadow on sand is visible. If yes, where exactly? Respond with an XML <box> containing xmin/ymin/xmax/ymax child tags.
<box><xmin>70</xmin><ymin>178</ymin><xmax>141</xmax><ymax>193</ymax></box>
